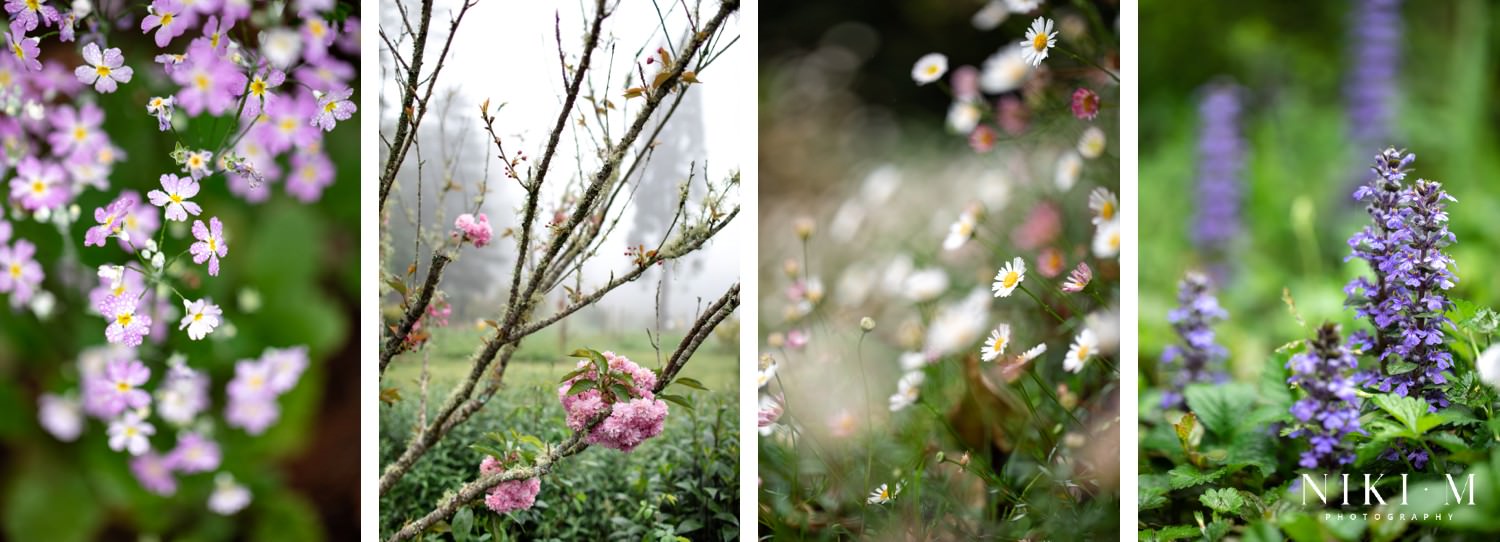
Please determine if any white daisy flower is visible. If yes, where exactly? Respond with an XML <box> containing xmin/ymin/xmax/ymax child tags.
<box><xmin>868</xmin><ymin>482</ymin><xmax>902</xmax><ymax>505</ymax></box>
<box><xmin>1055</xmin><ymin>151</ymin><xmax>1083</xmax><ymax>191</ymax></box>
<box><xmin>971</xmin><ymin>1</ymin><xmax>1008</xmax><ymax>31</ymax></box>
<box><xmin>942</xmin><ymin>207</ymin><xmax>979</xmax><ymax>251</ymax></box>
<box><xmin>991</xmin><ymin>257</ymin><xmax>1027</xmax><ymax>298</ymax></box>
<box><xmin>179</xmin><ymin>298</ymin><xmax>223</xmax><ymax>340</ymax></box>
<box><xmin>923</xmin><ymin>288</ymin><xmax>990</xmax><ymax>358</ymax></box>
<box><xmin>1019</xmin><ymin>343</ymin><xmax>1048</xmax><ymax>362</ymax></box>
<box><xmin>1088</xmin><ymin>187</ymin><xmax>1118</xmax><ymax>225</ymax></box>
<box><xmin>1064</xmin><ymin>329</ymin><xmax>1097</xmax><ymax>373</ymax></box>
<box><xmin>1019</xmin><ymin>17</ymin><xmax>1057</xmax><ymax>67</ymax></box>
<box><xmin>757</xmin><ymin>356</ymin><xmax>777</xmax><ymax>389</ymax></box>
<box><xmin>1078</xmin><ymin>126</ymin><xmax>1107</xmax><ymax>159</ymax></box>
<box><xmin>889</xmin><ymin>371</ymin><xmax>925</xmax><ymax>412</ymax></box>
<box><xmin>1093</xmin><ymin>218</ymin><xmax>1120</xmax><ymax>258</ymax></box>
<box><xmin>911</xmin><ymin>53</ymin><xmax>948</xmax><ymax>85</ymax></box>
<box><xmin>981</xmin><ymin>324</ymin><xmax>1011</xmax><ymax>362</ymax></box>
<box><xmin>899</xmin><ymin>351</ymin><xmax>927</xmax><ymax>372</ymax></box>
<box><xmin>904</xmin><ymin>268</ymin><xmax>950</xmax><ymax>302</ymax></box>
<box><xmin>1006</xmin><ymin>0</ymin><xmax>1043</xmax><ymax>13</ymax></box>
<box><xmin>946</xmin><ymin>99</ymin><xmax>981</xmax><ymax>134</ymax></box>
<box><xmin>979</xmin><ymin>46</ymin><xmax>1032</xmax><ymax>94</ymax></box>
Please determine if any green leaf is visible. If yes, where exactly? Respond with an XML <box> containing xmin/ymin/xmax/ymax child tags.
<box><xmin>658</xmin><ymin>393</ymin><xmax>695</xmax><ymax>413</ymax></box>
<box><xmin>1385</xmin><ymin>359</ymin><xmax>1419</xmax><ymax>375</ymax></box>
<box><xmin>566</xmin><ymin>379</ymin><xmax>598</xmax><ymax>396</ymax></box>
<box><xmin>1199</xmin><ymin>487</ymin><xmax>1246</xmax><ymax>516</ymax></box>
<box><xmin>385</xmin><ymin>276</ymin><xmax>409</xmax><ymax>297</ymax></box>
<box><xmin>567</xmin><ymin>348</ymin><xmax>595</xmax><ymax>359</ymax></box>
<box><xmin>469</xmin><ymin>443</ymin><xmax>506</xmax><ymax>461</ymax></box>
<box><xmin>609</xmin><ymin>383</ymin><xmax>635</xmax><ymax>402</ymax></box>
<box><xmin>517</xmin><ymin>435</ymin><xmax>544</xmax><ymax>451</ymax></box>
<box><xmin>1167</xmin><ymin>464</ymin><xmax>1226</xmax><ymax>489</ymax></box>
<box><xmin>4</xmin><ymin>454</ymin><xmax>103</xmax><ymax>542</ymax></box>
<box><xmin>1140</xmin><ymin>525</ymin><xmax>1202</xmax><ymax>541</ymax></box>
<box><xmin>1370</xmin><ymin>393</ymin><xmax>1428</xmax><ymax>434</ymax></box>
<box><xmin>558</xmin><ymin>367</ymin><xmax>590</xmax><ymax>383</ymax></box>
<box><xmin>451</xmin><ymin>507</ymin><xmax>475</xmax><ymax>542</ymax></box>
<box><xmin>1184</xmin><ymin>383</ymin><xmax>1257</xmax><ymax>438</ymax></box>
<box><xmin>673</xmin><ymin>377</ymin><xmax>708</xmax><ymax>391</ymax></box>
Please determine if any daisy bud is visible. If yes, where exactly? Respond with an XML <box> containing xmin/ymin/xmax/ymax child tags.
<box><xmin>793</xmin><ymin>217</ymin><xmax>815</xmax><ymax>240</ymax></box>
<box><xmin>151</xmin><ymin>252</ymin><xmax>165</xmax><ymax>270</ymax></box>
<box><xmin>935</xmin><ymin>451</ymin><xmax>945</xmax><ymax>464</ymax></box>
<box><xmin>860</xmin><ymin>317</ymin><xmax>876</xmax><ymax>332</ymax></box>
<box><xmin>782</xmin><ymin>258</ymin><xmax>800</xmax><ymax>278</ymax></box>
<box><xmin>958</xmin><ymin>451</ymin><xmax>971</xmax><ymax>466</ymax></box>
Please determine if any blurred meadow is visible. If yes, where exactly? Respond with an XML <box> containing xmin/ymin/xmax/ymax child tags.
<box><xmin>759</xmin><ymin>0</ymin><xmax>1121</xmax><ymax>539</ymax></box>
<box><xmin>1139</xmin><ymin>1</ymin><xmax>1500</xmax><ymax>539</ymax></box>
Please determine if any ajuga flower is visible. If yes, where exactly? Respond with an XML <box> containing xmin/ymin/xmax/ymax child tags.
<box><xmin>1160</xmin><ymin>272</ymin><xmax>1228</xmax><ymax>409</ymax></box>
<box><xmin>479</xmin><ymin>456</ymin><xmax>542</xmax><ymax>513</ymax></box>
<box><xmin>1191</xmin><ymin>84</ymin><xmax>1244</xmax><ymax>279</ymax></box>
<box><xmin>1287</xmin><ymin>323</ymin><xmax>1362</xmax><ymax>469</ymax></box>
<box><xmin>1345</xmin><ymin>0</ymin><xmax>1401</xmax><ymax>153</ymax></box>
<box><xmin>1347</xmin><ymin>148</ymin><xmax>1456</xmax><ymax>410</ymax></box>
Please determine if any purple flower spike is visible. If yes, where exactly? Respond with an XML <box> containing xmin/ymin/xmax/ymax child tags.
<box><xmin>1287</xmin><ymin>323</ymin><xmax>1363</xmax><ymax>470</ymax></box>
<box><xmin>1160</xmin><ymin>271</ymin><xmax>1228</xmax><ymax>410</ymax></box>
<box><xmin>1191</xmin><ymin>83</ymin><xmax>1244</xmax><ymax>282</ymax></box>
<box><xmin>1347</xmin><ymin>148</ymin><xmax>1456</xmax><ymax>411</ymax></box>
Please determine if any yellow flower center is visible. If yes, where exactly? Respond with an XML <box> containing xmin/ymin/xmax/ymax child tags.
<box><xmin>25</xmin><ymin>0</ymin><xmax>38</xmax><ymax>10</ymax></box>
<box><xmin>309</xmin><ymin>20</ymin><xmax>326</xmax><ymax>37</ymax></box>
<box><xmin>117</xmin><ymin>312</ymin><xmax>133</xmax><ymax>326</ymax></box>
<box><xmin>210</xmin><ymin>32</ymin><xmax>220</xmax><ymax>48</ymax></box>
<box><xmin>125</xmin><ymin>426</ymin><xmax>138</xmax><ymax>437</ymax></box>
<box><xmin>924</xmin><ymin>64</ymin><xmax>939</xmax><ymax>76</ymax></box>
<box><xmin>1109</xmin><ymin>232</ymin><xmax>1119</xmax><ymax>250</ymax></box>
<box><xmin>11</xmin><ymin>43</ymin><xmax>24</xmax><ymax>60</ymax></box>
<box><xmin>1002</xmin><ymin>271</ymin><xmax>1019</xmax><ymax>288</ymax></box>
<box><xmin>96</xmin><ymin>65</ymin><xmax>111</xmax><ymax>77</ymax></box>
<box><xmin>194</xmin><ymin>74</ymin><xmax>210</xmax><ymax>90</ymax></box>
<box><xmin>208</xmin><ymin>237</ymin><xmax>218</xmax><ymax>252</ymax></box>
<box><xmin>250</xmin><ymin>79</ymin><xmax>266</xmax><ymax>96</ymax></box>
<box><xmin>112</xmin><ymin>285</ymin><xmax>125</xmax><ymax>297</ymax></box>
<box><xmin>7</xmin><ymin>263</ymin><xmax>19</xmax><ymax>278</ymax></box>
<box><xmin>280</xmin><ymin>118</ymin><xmax>296</xmax><ymax>132</ymax></box>
<box><xmin>1032</xmin><ymin>32</ymin><xmax>1048</xmax><ymax>52</ymax></box>
<box><xmin>1076</xmin><ymin>345</ymin><xmax>1090</xmax><ymax>360</ymax></box>
<box><xmin>992</xmin><ymin>338</ymin><xmax>1006</xmax><ymax>353</ymax></box>
<box><xmin>99</xmin><ymin>147</ymin><xmax>115</xmax><ymax>163</ymax></box>
<box><xmin>160</xmin><ymin>12</ymin><xmax>174</xmax><ymax>26</ymax></box>
<box><xmin>193</xmin><ymin>312</ymin><xmax>203</xmax><ymax>322</ymax></box>
<box><xmin>189</xmin><ymin>156</ymin><xmax>202</xmax><ymax>168</ymax></box>
<box><xmin>323</xmin><ymin>101</ymin><xmax>338</xmax><ymax>114</ymax></box>
<box><xmin>30</xmin><ymin>180</ymin><xmax>44</xmax><ymax>194</ymax></box>
<box><xmin>1101</xmin><ymin>201</ymin><xmax>1114</xmax><ymax>221</ymax></box>
<box><xmin>171</xmin><ymin>194</ymin><xmax>183</xmax><ymax>204</ymax></box>
<box><xmin>73</xmin><ymin>126</ymin><xmax>87</xmax><ymax>141</ymax></box>
<box><xmin>116</xmin><ymin>381</ymin><xmax>130</xmax><ymax>392</ymax></box>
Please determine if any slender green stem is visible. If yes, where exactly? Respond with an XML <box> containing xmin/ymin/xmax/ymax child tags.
<box><xmin>1018</xmin><ymin>283</ymin><xmax>1065</xmax><ymax>323</ymax></box>
<box><xmin>1028</xmin><ymin>367</ymin><xmax>1084</xmax><ymax>429</ymax></box>
<box><xmin>1057</xmin><ymin>46</ymin><xmax>1118</xmax><ymax>82</ymax></box>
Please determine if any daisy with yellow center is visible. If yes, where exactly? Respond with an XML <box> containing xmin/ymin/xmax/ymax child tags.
<box><xmin>991</xmin><ymin>256</ymin><xmax>1027</xmax><ymax>298</ymax></box>
<box><xmin>1019</xmin><ymin>17</ymin><xmax>1057</xmax><ymax>67</ymax></box>
<box><xmin>1093</xmin><ymin>219</ymin><xmax>1120</xmax><ymax>259</ymax></box>
<box><xmin>1088</xmin><ymin>188</ymin><xmax>1118</xmax><ymax>225</ymax></box>
<box><xmin>1064</xmin><ymin>329</ymin><xmax>1097</xmax><ymax>373</ymax></box>
<box><xmin>867</xmin><ymin>482</ymin><xmax>901</xmax><ymax>505</ymax></box>
<box><xmin>1078</xmin><ymin>126</ymin><xmax>1107</xmax><ymax>159</ymax></box>
<box><xmin>911</xmin><ymin>52</ymin><xmax>948</xmax><ymax>86</ymax></box>
<box><xmin>981</xmin><ymin>324</ymin><xmax>1011</xmax><ymax>362</ymax></box>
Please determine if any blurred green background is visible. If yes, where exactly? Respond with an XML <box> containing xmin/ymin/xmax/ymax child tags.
<box><xmin>1139</xmin><ymin>0</ymin><xmax>1500</xmax><ymax>383</ymax></box>
<box><xmin>0</xmin><ymin>26</ymin><xmax>359</xmax><ymax>542</ymax></box>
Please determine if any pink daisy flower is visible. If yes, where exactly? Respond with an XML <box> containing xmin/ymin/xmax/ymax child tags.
<box><xmin>1071</xmin><ymin>88</ymin><xmax>1101</xmax><ymax>120</ymax></box>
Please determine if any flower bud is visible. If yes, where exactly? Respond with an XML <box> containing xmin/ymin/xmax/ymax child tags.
<box><xmin>860</xmin><ymin>317</ymin><xmax>876</xmax><ymax>332</ymax></box>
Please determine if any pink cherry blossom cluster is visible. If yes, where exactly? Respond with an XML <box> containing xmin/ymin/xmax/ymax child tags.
<box><xmin>454</xmin><ymin>212</ymin><xmax>493</xmax><ymax>248</ymax></box>
<box><xmin>478</xmin><ymin>455</ymin><xmax>542</xmax><ymax>514</ymax></box>
<box><xmin>557</xmin><ymin>352</ymin><xmax>669</xmax><ymax>452</ymax></box>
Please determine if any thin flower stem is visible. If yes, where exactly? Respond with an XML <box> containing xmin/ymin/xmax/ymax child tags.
<box><xmin>1018</xmin><ymin>284</ymin><xmax>1065</xmax><ymax>324</ymax></box>
<box><xmin>856</xmin><ymin>332</ymin><xmax>875</xmax><ymax>527</ymax></box>
<box><xmin>1057</xmin><ymin>46</ymin><xmax>1118</xmax><ymax>82</ymax></box>
<box><xmin>1027</xmin><ymin>367</ymin><xmax>1084</xmax><ymax>429</ymax></box>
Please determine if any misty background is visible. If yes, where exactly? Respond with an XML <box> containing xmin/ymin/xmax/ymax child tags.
<box><xmin>378</xmin><ymin>0</ymin><xmax>746</xmax><ymax>333</ymax></box>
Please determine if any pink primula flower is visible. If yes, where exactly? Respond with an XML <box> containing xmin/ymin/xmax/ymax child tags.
<box><xmin>147</xmin><ymin>173</ymin><xmax>203</xmax><ymax>221</ymax></box>
<box><xmin>189</xmin><ymin>216</ymin><xmax>228</xmax><ymax>276</ymax></box>
<box><xmin>0</xmin><ymin>239</ymin><xmax>44</xmax><ymax>306</ymax></box>
<box><xmin>311</xmin><ymin>87</ymin><xmax>355</xmax><ymax>132</ymax></box>
<box><xmin>75</xmin><ymin>43</ymin><xmax>135</xmax><ymax>93</ymax></box>
<box><xmin>141</xmin><ymin>0</ymin><xmax>191</xmax><ymax>48</ymax></box>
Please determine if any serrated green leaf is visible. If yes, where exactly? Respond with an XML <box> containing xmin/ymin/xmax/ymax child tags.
<box><xmin>1199</xmin><ymin>487</ymin><xmax>1246</xmax><ymax>516</ymax></box>
<box><xmin>1141</xmin><ymin>525</ymin><xmax>1202</xmax><ymax>541</ymax></box>
<box><xmin>1370</xmin><ymin>393</ymin><xmax>1428</xmax><ymax>434</ymax></box>
<box><xmin>1167</xmin><ymin>464</ymin><xmax>1226</xmax><ymax>489</ymax></box>
<box><xmin>1185</xmin><ymin>383</ymin><xmax>1257</xmax><ymax>438</ymax></box>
